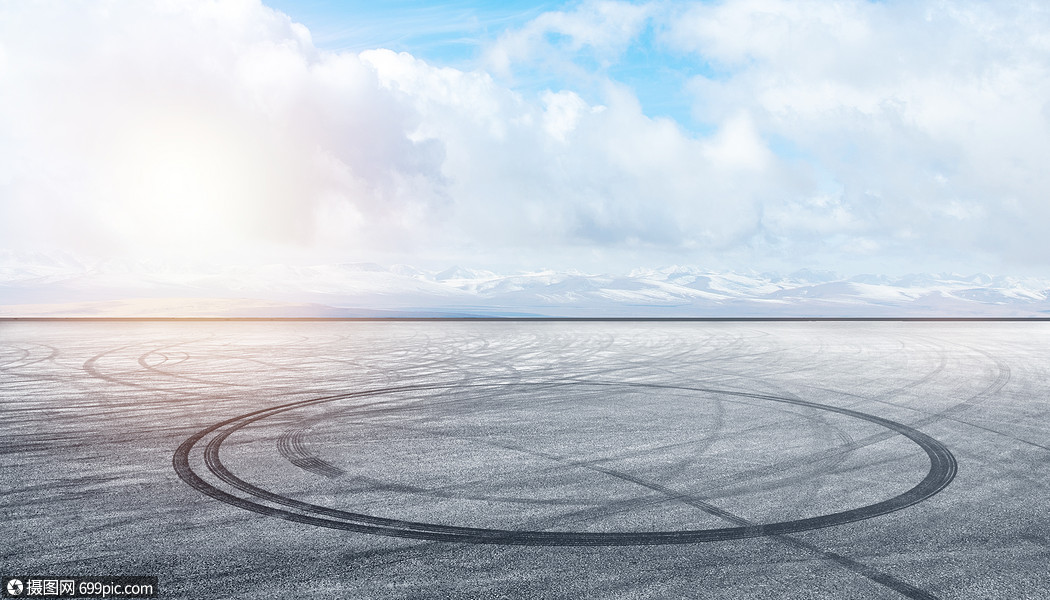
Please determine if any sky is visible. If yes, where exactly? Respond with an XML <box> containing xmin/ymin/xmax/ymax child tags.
<box><xmin>3</xmin><ymin>0</ymin><xmax>1050</xmax><ymax>280</ymax></box>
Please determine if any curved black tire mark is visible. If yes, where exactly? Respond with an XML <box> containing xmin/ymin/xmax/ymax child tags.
<box><xmin>174</xmin><ymin>381</ymin><xmax>957</xmax><ymax>546</ymax></box>
<box><xmin>276</xmin><ymin>424</ymin><xmax>346</xmax><ymax>478</ymax></box>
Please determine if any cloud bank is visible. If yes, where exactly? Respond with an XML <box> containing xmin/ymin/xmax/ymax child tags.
<box><xmin>2</xmin><ymin>0</ymin><xmax>1050</xmax><ymax>276</ymax></box>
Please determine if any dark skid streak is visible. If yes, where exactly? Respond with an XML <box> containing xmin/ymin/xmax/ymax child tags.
<box><xmin>173</xmin><ymin>381</ymin><xmax>957</xmax><ymax>546</ymax></box>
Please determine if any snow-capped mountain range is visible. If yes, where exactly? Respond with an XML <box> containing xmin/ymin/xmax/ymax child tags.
<box><xmin>2</xmin><ymin>253</ymin><xmax>1050</xmax><ymax>317</ymax></box>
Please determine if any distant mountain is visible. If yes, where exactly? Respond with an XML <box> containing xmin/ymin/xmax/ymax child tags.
<box><xmin>1</xmin><ymin>257</ymin><xmax>1048</xmax><ymax>317</ymax></box>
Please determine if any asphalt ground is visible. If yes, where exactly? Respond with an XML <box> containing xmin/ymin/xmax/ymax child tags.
<box><xmin>1</xmin><ymin>321</ymin><xmax>1048</xmax><ymax>599</ymax></box>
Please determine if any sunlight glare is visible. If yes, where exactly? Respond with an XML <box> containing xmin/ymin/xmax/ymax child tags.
<box><xmin>109</xmin><ymin>112</ymin><xmax>257</xmax><ymax>257</ymax></box>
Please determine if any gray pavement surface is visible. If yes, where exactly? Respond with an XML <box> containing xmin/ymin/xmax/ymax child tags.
<box><xmin>1</xmin><ymin>321</ymin><xmax>1048</xmax><ymax>599</ymax></box>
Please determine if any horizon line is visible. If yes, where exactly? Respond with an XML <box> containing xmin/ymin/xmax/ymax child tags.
<box><xmin>2</xmin><ymin>317</ymin><xmax>1049</xmax><ymax>322</ymax></box>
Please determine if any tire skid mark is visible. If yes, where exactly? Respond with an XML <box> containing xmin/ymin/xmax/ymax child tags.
<box><xmin>695</xmin><ymin>336</ymin><xmax>965</xmax><ymax>499</ymax></box>
<box><xmin>83</xmin><ymin>345</ymin><xmax>198</xmax><ymax>397</ymax></box>
<box><xmin>798</xmin><ymin>337</ymin><xmax>1022</xmax><ymax>460</ymax></box>
<box><xmin>137</xmin><ymin>344</ymin><xmax>252</xmax><ymax>388</ymax></box>
<box><xmin>276</xmin><ymin>425</ymin><xmax>346</xmax><ymax>478</ymax></box>
<box><xmin>0</xmin><ymin>344</ymin><xmax>66</xmax><ymax>382</ymax></box>
<box><xmin>507</xmin><ymin>442</ymin><xmax>940</xmax><ymax>600</ymax></box>
<box><xmin>174</xmin><ymin>380</ymin><xmax>957</xmax><ymax>547</ymax></box>
<box><xmin>0</xmin><ymin>344</ymin><xmax>31</xmax><ymax>369</ymax></box>
<box><xmin>564</xmin><ymin>380</ymin><xmax>865</xmax><ymax>503</ymax></box>
<box><xmin>278</xmin><ymin>369</ymin><xmax>864</xmax><ymax>517</ymax></box>
<box><xmin>881</xmin><ymin>342</ymin><xmax>1050</xmax><ymax>453</ymax></box>
<box><xmin>271</xmin><ymin>378</ymin><xmax>702</xmax><ymax>507</ymax></box>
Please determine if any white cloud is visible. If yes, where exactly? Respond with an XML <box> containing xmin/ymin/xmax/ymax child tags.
<box><xmin>700</xmin><ymin>112</ymin><xmax>772</xmax><ymax>171</ymax></box>
<box><xmin>540</xmin><ymin>90</ymin><xmax>595</xmax><ymax>143</ymax></box>
<box><xmin>363</xmin><ymin>48</ymin><xmax>774</xmax><ymax>254</ymax></box>
<box><xmin>0</xmin><ymin>0</ymin><xmax>785</xmax><ymax>270</ymax></box>
<box><xmin>485</xmin><ymin>0</ymin><xmax>653</xmax><ymax>77</ymax></box>
<box><xmin>0</xmin><ymin>0</ymin><xmax>444</xmax><ymax>259</ymax></box>
<box><xmin>666</xmin><ymin>0</ymin><xmax>1050</xmax><ymax>268</ymax></box>
<box><xmin>4</xmin><ymin>0</ymin><xmax>1050</xmax><ymax>277</ymax></box>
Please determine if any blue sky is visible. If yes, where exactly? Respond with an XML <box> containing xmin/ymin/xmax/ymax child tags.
<box><xmin>263</xmin><ymin>1</ymin><xmax>557</xmax><ymax>57</ymax></box>
<box><xmin>3</xmin><ymin>0</ymin><xmax>1050</xmax><ymax>283</ymax></box>
<box><xmin>263</xmin><ymin>0</ymin><xmax>710</xmax><ymax>128</ymax></box>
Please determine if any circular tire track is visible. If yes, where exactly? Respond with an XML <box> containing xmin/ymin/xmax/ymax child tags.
<box><xmin>174</xmin><ymin>381</ymin><xmax>957</xmax><ymax>546</ymax></box>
